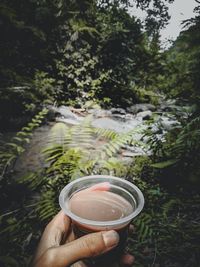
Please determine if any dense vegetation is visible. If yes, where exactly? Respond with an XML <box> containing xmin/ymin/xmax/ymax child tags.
<box><xmin>0</xmin><ymin>0</ymin><xmax>200</xmax><ymax>266</ymax></box>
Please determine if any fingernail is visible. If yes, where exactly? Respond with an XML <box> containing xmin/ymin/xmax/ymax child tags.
<box><xmin>103</xmin><ymin>230</ymin><xmax>119</xmax><ymax>248</ymax></box>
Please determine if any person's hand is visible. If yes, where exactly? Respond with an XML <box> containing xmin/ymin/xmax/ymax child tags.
<box><xmin>31</xmin><ymin>211</ymin><xmax>134</xmax><ymax>267</ymax></box>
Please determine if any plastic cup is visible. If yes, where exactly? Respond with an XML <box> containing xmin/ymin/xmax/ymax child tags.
<box><xmin>59</xmin><ymin>175</ymin><xmax>144</xmax><ymax>265</ymax></box>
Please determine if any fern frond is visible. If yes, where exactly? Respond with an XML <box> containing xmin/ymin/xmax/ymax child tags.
<box><xmin>93</xmin><ymin>127</ymin><xmax>118</xmax><ymax>140</ymax></box>
<box><xmin>162</xmin><ymin>199</ymin><xmax>182</xmax><ymax>218</ymax></box>
<box><xmin>97</xmin><ymin>126</ymin><xmax>145</xmax><ymax>159</ymax></box>
<box><xmin>0</xmin><ymin>108</ymin><xmax>48</xmax><ymax>178</ymax></box>
<box><xmin>100</xmin><ymin>157</ymin><xmax>127</xmax><ymax>176</ymax></box>
<box><xmin>18</xmin><ymin>172</ymin><xmax>44</xmax><ymax>190</ymax></box>
<box><xmin>135</xmin><ymin>213</ymin><xmax>153</xmax><ymax>241</ymax></box>
<box><xmin>46</xmin><ymin>147</ymin><xmax>85</xmax><ymax>182</ymax></box>
<box><xmin>36</xmin><ymin>190</ymin><xmax>58</xmax><ymax>221</ymax></box>
<box><xmin>70</xmin><ymin>116</ymin><xmax>94</xmax><ymax>149</ymax></box>
<box><xmin>48</xmin><ymin>122</ymin><xmax>70</xmax><ymax>145</ymax></box>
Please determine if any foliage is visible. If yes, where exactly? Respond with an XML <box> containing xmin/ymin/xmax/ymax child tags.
<box><xmin>54</xmin><ymin>5</ymin><xmax>148</xmax><ymax>106</ymax></box>
<box><xmin>1</xmin><ymin>115</ymin><xmax>200</xmax><ymax>267</ymax></box>
<box><xmin>0</xmin><ymin>0</ymin><xmax>174</xmax><ymax>109</ymax></box>
<box><xmin>146</xmin><ymin>114</ymin><xmax>200</xmax><ymax>186</ymax></box>
<box><xmin>125</xmin><ymin>156</ymin><xmax>200</xmax><ymax>267</ymax></box>
<box><xmin>134</xmin><ymin>86</ymin><xmax>160</xmax><ymax>105</ymax></box>
<box><xmin>0</xmin><ymin>115</ymin><xmax>143</xmax><ymax>266</ymax></box>
<box><xmin>0</xmin><ymin>73</ymin><xmax>55</xmax><ymax>130</ymax></box>
<box><xmin>0</xmin><ymin>108</ymin><xmax>49</xmax><ymax>266</ymax></box>
<box><xmin>0</xmin><ymin>0</ymin><xmax>50</xmax><ymax>86</ymax></box>
<box><xmin>38</xmin><ymin>116</ymin><xmax>145</xmax><ymax>195</ymax></box>
<box><xmin>32</xmin><ymin>71</ymin><xmax>57</xmax><ymax>105</ymax></box>
<box><xmin>98</xmin><ymin>0</ymin><xmax>174</xmax><ymax>35</ymax></box>
<box><xmin>0</xmin><ymin>108</ymin><xmax>48</xmax><ymax>182</ymax></box>
<box><xmin>1</xmin><ymin>1</ymin><xmax>200</xmax><ymax>267</ymax></box>
<box><xmin>160</xmin><ymin>5</ymin><xmax>200</xmax><ymax>105</ymax></box>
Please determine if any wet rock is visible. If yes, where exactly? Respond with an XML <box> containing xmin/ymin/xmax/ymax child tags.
<box><xmin>125</xmin><ymin>113</ymin><xmax>134</xmax><ymax>120</ymax></box>
<box><xmin>124</xmin><ymin>119</ymin><xmax>147</xmax><ymax>132</ymax></box>
<box><xmin>91</xmin><ymin>118</ymin><xmax>129</xmax><ymax>133</ymax></box>
<box><xmin>50</xmin><ymin>106</ymin><xmax>81</xmax><ymax>121</ymax></box>
<box><xmin>112</xmin><ymin>114</ymin><xmax>126</xmax><ymax>121</ymax></box>
<box><xmin>127</xmin><ymin>104</ymin><xmax>156</xmax><ymax>114</ymax></box>
<box><xmin>145</xmin><ymin>104</ymin><xmax>156</xmax><ymax>111</ymax></box>
<box><xmin>92</xmin><ymin>109</ymin><xmax>112</xmax><ymax>118</ymax></box>
<box><xmin>122</xmin><ymin>146</ymin><xmax>148</xmax><ymax>157</ymax></box>
<box><xmin>136</xmin><ymin>110</ymin><xmax>152</xmax><ymax>120</ymax></box>
<box><xmin>74</xmin><ymin>103</ymin><xmax>82</xmax><ymax>109</ymax></box>
<box><xmin>47</xmin><ymin>108</ymin><xmax>57</xmax><ymax>121</ymax></box>
<box><xmin>150</xmin><ymin>124</ymin><xmax>163</xmax><ymax>134</ymax></box>
<box><xmin>159</xmin><ymin>104</ymin><xmax>177</xmax><ymax>112</ymax></box>
<box><xmin>159</xmin><ymin>99</ymin><xmax>180</xmax><ymax>112</ymax></box>
<box><xmin>110</xmin><ymin>108</ymin><xmax>126</xmax><ymax>115</ymax></box>
<box><xmin>91</xmin><ymin>115</ymin><xmax>144</xmax><ymax>133</ymax></box>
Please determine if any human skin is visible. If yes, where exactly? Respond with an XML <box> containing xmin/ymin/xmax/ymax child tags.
<box><xmin>31</xmin><ymin>211</ymin><xmax>134</xmax><ymax>267</ymax></box>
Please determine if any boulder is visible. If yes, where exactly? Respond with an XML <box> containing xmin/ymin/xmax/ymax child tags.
<box><xmin>110</xmin><ymin>108</ymin><xmax>126</xmax><ymax>115</ymax></box>
<box><xmin>136</xmin><ymin>110</ymin><xmax>152</xmax><ymax>120</ymax></box>
<box><xmin>127</xmin><ymin>103</ymin><xmax>156</xmax><ymax>114</ymax></box>
<box><xmin>159</xmin><ymin>104</ymin><xmax>176</xmax><ymax>112</ymax></box>
<box><xmin>50</xmin><ymin>106</ymin><xmax>78</xmax><ymax>120</ymax></box>
<box><xmin>112</xmin><ymin>114</ymin><xmax>126</xmax><ymax>121</ymax></box>
<box><xmin>92</xmin><ymin>109</ymin><xmax>112</xmax><ymax>118</ymax></box>
<box><xmin>49</xmin><ymin>105</ymin><xmax>84</xmax><ymax>126</ymax></box>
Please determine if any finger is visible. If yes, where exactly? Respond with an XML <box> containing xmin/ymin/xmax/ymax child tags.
<box><xmin>43</xmin><ymin>211</ymin><xmax>71</xmax><ymax>244</ymax></box>
<box><xmin>34</xmin><ymin>211</ymin><xmax>71</xmax><ymax>261</ymax></box>
<box><xmin>49</xmin><ymin>210</ymin><xmax>71</xmax><ymax>233</ymax></box>
<box><xmin>88</xmin><ymin>182</ymin><xmax>110</xmax><ymax>191</ymax></box>
<box><xmin>65</xmin><ymin>229</ymin><xmax>75</xmax><ymax>243</ymax></box>
<box><xmin>120</xmin><ymin>254</ymin><xmax>135</xmax><ymax>266</ymax></box>
<box><xmin>77</xmin><ymin>183</ymin><xmax>110</xmax><ymax>196</ymax></box>
<box><xmin>41</xmin><ymin>230</ymin><xmax>119</xmax><ymax>267</ymax></box>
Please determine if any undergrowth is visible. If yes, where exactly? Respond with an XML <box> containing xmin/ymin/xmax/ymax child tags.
<box><xmin>0</xmin><ymin>113</ymin><xmax>200</xmax><ymax>267</ymax></box>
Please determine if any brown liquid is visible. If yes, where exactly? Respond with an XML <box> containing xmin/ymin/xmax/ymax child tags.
<box><xmin>68</xmin><ymin>185</ymin><xmax>134</xmax><ymax>266</ymax></box>
<box><xmin>69</xmin><ymin>190</ymin><xmax>133</xmax><ymax>222</ymax></box>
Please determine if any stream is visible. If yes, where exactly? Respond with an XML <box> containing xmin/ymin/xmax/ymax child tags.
<box><xmin>14</xmin><ymin>100</ymin><xmax>188</xmax><ymax>176</ymax></box>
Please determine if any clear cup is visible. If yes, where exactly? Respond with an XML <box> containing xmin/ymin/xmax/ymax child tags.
<box><xmin>59</xmin><ymin>175</ymin><xmax>144</xmax><ymax>265</ymax></box>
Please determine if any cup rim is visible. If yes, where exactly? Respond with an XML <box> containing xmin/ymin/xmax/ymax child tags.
<box><xmin>59</xmin><ymin>175</ymin><xmax>145</xmax><ymax>227</ymax></box>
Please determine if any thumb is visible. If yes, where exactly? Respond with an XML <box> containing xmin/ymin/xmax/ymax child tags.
<box><xmin>43</xmin><ymin>230</ymin><xmax>119</xmax><ymax>267</ymax></box>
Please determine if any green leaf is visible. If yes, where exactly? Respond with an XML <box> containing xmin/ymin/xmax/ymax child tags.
<box><xmin>151</xmin><ymin>159</ymin><xmax>178</xmax><ymax>169</ymax></box>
